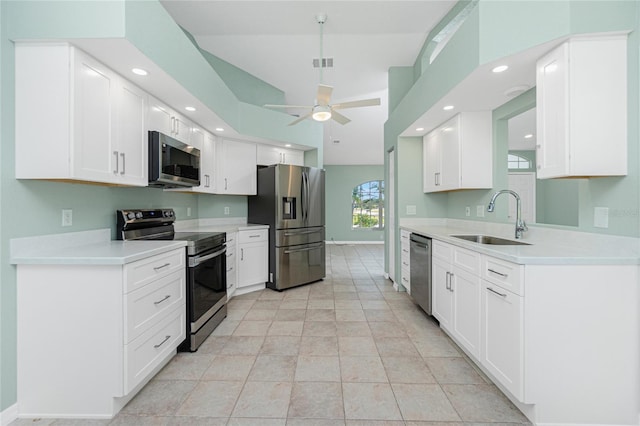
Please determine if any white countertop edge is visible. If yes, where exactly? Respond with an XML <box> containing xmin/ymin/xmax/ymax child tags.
<box><xmin>11</xmin><ymin>230</ymin><xmax>187</xmax><ymax>265</ymax></box>
<box><xmin>400</xmin><ymin>220</ymin><xmax>640</xmax><ymax>265</ymax></box>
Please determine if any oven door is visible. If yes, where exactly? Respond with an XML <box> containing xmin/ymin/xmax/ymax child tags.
<box><xmin>187</xmin><ymin>246</ymin><xmax>227</xmax><ymax>331</ymax></box>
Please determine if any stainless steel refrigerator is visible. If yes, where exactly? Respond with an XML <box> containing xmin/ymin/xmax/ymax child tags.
<box><xmin>248</xmin><ymin>164</ymin><xmax>325</xmax><ymax>291</ymax></box>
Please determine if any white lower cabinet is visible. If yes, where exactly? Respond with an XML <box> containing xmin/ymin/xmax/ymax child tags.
<box><xmin>481</xmin><ymin>279</ymin><xmax>524</xmax><ymax>400</ymax></box>
<box><xmin>226</xmin><ymin>231</ymin><xmax>238</xmax><ymax>298</ymax></box>
<box><xmin>399</xmin><ymin>229</ymin><xmax>411</xmax><ymax>292</ymax></box>
<box><xmin>431</xmin><ymin>241</ymin><xmax>481</xmax><ymax>358</ymax></box>
<box><xmin>16</xmin><ymin>248</ymin><xmax>186</xmax><ymax>418</ymax></box>
<box><xmin>236</xmin><ymin>228</ymin><xmax>268</xmax><ymax>294</ymax></box>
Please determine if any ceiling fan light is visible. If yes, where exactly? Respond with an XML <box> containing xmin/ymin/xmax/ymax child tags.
<box><xmin>312</xmin><ymin>105</ymin><xmax>332</xmax><ymax>122</ymax></box>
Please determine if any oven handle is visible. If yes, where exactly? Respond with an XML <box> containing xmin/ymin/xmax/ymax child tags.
<box><xmin>189</xmin><ymin>246</ymin><xmax>227</xmax><ymax>268</ymax></box>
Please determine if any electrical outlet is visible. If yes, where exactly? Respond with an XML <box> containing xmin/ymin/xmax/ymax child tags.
<box><xmin>187</xmin><ymin>207</ymin><xmax>192</xmax><ymax>217</ymax></box>
<box><xmin>406</xmin><ymin>205</ymin><xmax>417</xmax><ymax>215</ymax></box>
<box><xmin>465</xmin><ymin>207</ymin><xmax>471</xmax><ymax>217</ymax></box>
<box><xmin>62</xmin><ymin>209</ymin><xmax>72</xmax><ymax>227</ymax></box>
<box><xmin>224</xmin><ymin>206</ymin><xmax>230</xmax><ymax>215</ymax></box>
<box><xmin>476</xmin><ymin>205</ymin><xmax>485</xmax><ymax>217</ymax></box>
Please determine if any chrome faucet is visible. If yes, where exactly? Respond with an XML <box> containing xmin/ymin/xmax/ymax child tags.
<box><xmin>487</xmin><ymin>190</ymin><xmax>528</xmax><ymax>239</ymax></box>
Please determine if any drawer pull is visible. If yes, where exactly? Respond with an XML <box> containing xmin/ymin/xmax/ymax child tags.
<box><xmin>249</xmin><ymin>234</ymin><xmax>261</xmax><ymax>238</ymax></box>
<box><xmin>153</xmin><ymin>295</ymin><xmax>171</xmax><ymax>305</ymax></box>
<box><xmin>154</xmin><ymin>335</ymin><xmax>171</xmax><ymax>349</ymax></box>
<box><xmin>153</xmin><ymin>263</ymin><xmax>171</xmax><ymax>271</ymax></box>
<box><xmin>488</xmin><ymin>268</ymin><xmax>508</xmax><ymax>278</ymax></box>
<box><xmin>402</xmin><ymin>261</ymin><xmax>409</xmax><ymax>266</ymax></box>
<box><xmin>487</xmin><ymin>287</ymin><xmax>507</xmax><ymax>298</ymax></box>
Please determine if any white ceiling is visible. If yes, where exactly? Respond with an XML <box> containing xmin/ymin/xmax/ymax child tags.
<box><xmin>160</xmin><ymin>0</ymin><xmax>457</xmax><ymax>165</ymax></box>
<box><xmin>508</xmin><ymin>108</ymin><xmax>536</xmax><ymax>151</ymax></box>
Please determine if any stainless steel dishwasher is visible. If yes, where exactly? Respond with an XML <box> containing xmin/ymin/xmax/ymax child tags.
<box><xmin>410</xmin><ymin>233</ymin><xmax>432</xmax><ymax>315</ymax></box>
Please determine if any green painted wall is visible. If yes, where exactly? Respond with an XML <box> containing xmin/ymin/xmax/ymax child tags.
<box><xmin>0</xmin><ymin>0</ymin><xmax>319</xmax><ymax>412</ymax></box>
<box><xmin>325</xmin><ymin>165</ymin><xmax>385</xmax><ymax>242</ymax></box>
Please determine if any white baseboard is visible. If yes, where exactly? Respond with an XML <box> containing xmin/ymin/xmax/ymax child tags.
<box><xmin>1</xmin><ymin>403</ymin><xmax>18</xmax><ymax>426</ymax></box>
<box><xmin>325</xmin><ymin>240</ymin><xmax>384</xmax><ymax>245</ymax></box>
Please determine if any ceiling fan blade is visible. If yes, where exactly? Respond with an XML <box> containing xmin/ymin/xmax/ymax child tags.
<box><xmin>288</xmin><ymin>112</ymin><xmax>313</xmax><ymax>126</ymax></box>
<box><xmin>264</xmin><ymin>104</ymin><xmax>313</xmax><ymax>109</ymax></box>
<box><xmin>332</xmin><ymin>98</ymin><xmax>381</xmax><ymax>110</ymax></box>
<box><xmin>316</xmin><ymin>84</ymin><xmax>333</xmax><ymax>106</ymax></box>
<box><xmin>330</xmin><ymin>110</ymin><xmax>351</xmax><ymax>125</ymax></box>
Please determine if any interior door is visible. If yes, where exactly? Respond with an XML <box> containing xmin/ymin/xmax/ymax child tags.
<box><xmin>508</xmin><ymin>172</ymin><xmax>536</xmax><ymax>223</ymax></box>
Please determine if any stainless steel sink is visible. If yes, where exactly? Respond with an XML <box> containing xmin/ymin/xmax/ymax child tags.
<box><xmin>450</xmin><ymin>234</ymin><xmax>531</xmax><ymax>246</ymax></box>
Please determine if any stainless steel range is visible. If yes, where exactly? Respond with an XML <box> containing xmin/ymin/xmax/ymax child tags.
<box><xmin>117</xmin><ymin>209</ymin><xmax>227</xmax><ymax>352</ymax></box>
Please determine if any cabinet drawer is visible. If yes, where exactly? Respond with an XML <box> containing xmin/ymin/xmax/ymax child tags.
<box><xmin>124</xmin><ymin>248</ymin><xmax>185</xmax><ymax>293</ymax></box>
<box><xmin>452</xmin><ymin>246</ymin><xmax>481</xmax><ymax>275</ymax></box>
<box><xmin>433</xmin><ymin>241</ymin><xmax>453</xmax><ymax>262</ymax></box>
<box><xmin>124</xmin><ymin>270</ymin><xmax>185</xmax><ymax>343</ymax></box>
<box><xmin>124</xmin><ymin>304</ymin><xmax>185</xmax><ymax>394</ymax></box>
<box><xmin>482</xmin><ymin>256</ymin><xmax>523</xmax><ymax>296</ymax></box>
<box><xmin>238</xmin><ymin>229</ymin><xmax>268</xmax><ymax>243</ymax></box>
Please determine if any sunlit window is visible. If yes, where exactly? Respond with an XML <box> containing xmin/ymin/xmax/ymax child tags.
<box><xmin>352</xmin><ymin>180</ymin><xmax>384</xmax><ymax>229</ymax></box>
<box><xmin>508</xmin><ymin>154</ymin><xmax>531</xmax><ymax>170</ymax></box>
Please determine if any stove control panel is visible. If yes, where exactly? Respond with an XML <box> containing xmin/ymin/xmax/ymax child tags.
<box><xmin>117</xmin><ymin>209</ymin><xmax>175</xmax><ymax>226</ymax></box>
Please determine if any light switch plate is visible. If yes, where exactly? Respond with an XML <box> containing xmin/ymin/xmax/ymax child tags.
<box><xmin>594</xmin><ymin>207</ymin><xmax>609</xmax><ymax>228</ymax></box>
<box><xmin>406</xmin><ymin>205</ymin><xmax>417</xmax><ymax>215</ymax></box>
<box><xmin>62</xmin><ymin>209</ymin><xmax>72</xmax><ymax>227</ymax></box>
<box><xmin>187</xmin><ymin>207</ymin><xmax>192</xmax><ymax>217</ymax></box>
<box><xmin>476</xmin><ymin>205</ymin><xmax>485</xmax><ymax>217</ymax></box>
<box><xmin>224</xmin><ymin>206</ymin><xmax>230</xmax><ymax>215</ymax></box>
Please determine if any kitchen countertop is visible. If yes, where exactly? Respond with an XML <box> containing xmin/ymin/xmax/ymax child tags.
<box><xmin>10</xmin><ymin>228</ymin><xmax>187</xmax><ymax>265</ymax></box>
<box><xmin>401</xmin><ymin>220</ymin><xmax>640</xmax><ymax>265</ymax></box>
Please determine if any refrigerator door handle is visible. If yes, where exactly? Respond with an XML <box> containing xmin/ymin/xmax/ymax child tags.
<box><xmin>284</xmin><ymin>242</ymin><xmax>324</xmax><ymax>254</ymax></box>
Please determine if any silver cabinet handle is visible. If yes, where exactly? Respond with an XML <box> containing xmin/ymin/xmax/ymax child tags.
<box><xmin>225</xmin><ymin>178</ymin><xmax>228</xmax><ymax>190</ymax></box>
<box><xmin>120</xmin><ymin>152</ymin><xmax>125</xmax><ymax>175</ymax></box>
<box><xmin>487</xmin><ymin>287</ymin><xmax>507</xmax><ymax>298</ymax></box>
<box><xmin>488</xmin><ymin>268</ymin><xmax>508</xmax><ymax>278</ymax></box>
<box><xmin>240</xmin><ymin>248</ymin><xmax>244</xmax><ymax>261</ymax></box>
<box><xmin>154</xmin><ymin>335</ymin><xmax>171</xmax><ymax>349</ymax></box>
<box><xmin>113</xmin><ymin>151</ymin><xmax>119</xmax><ymax>174</ymax></box>
<box><xmin>449</xmin><ymin>272</ymin><xmax>454</xmax><ymax>292</ymax></box>
<box><xmin>153</xmin><ymin>295</ymin><xmax>171</xmax><ymax>305</ymax></box>
<box><xmin>445</xmin><ymin>272</ymin><xmax>450</xmax><ymax>290</ymax></box>
<box><xmin>171</xmin><ymin>117</ymin><xmax>175</xmax><ymax>134</ymax></box>
<box><xmin>248</xmin><ymin>234</ymin><xmax>261</xmax><ymax>238</ymax></box>
<box><xmin>402</xmin><ymin>261</ymin><xmax>409</xmax><ymax>267</ymax></box>
<box><xmin>153</xmin><ymin>263</ymin><xmax>171</xmax><ymax>271</ymax></box>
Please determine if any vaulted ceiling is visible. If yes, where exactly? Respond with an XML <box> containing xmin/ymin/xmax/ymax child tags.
<box><xmin>160</xmin><ymin>1</ymin><xmax>457</xmax><ymax>165</ymax></box>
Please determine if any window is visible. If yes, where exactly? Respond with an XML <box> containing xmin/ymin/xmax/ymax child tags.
<box><xmin>352</xmin><ymin>180</ymin><xmax>384</xmax><ymax>229</ymax></box>
<box><xmin>508</xmin><ymin>154</ymin><xmax>531</xmax><ymax>170</ymax></box>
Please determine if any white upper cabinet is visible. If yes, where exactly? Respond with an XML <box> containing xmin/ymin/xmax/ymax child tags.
<box><xmin>15</xmin><ymin>43</ymin><xmax>148</xmax><ymax>186</ymax></box>
<box><xmin>536</xmin><ymin>34</ymin><xmax>628</xmax><ymax>178</ymax></box>
<box><xmin>215</xmin><ymin>139</ymin><xmax>257</xmax><ymax>195</ymax></box>
<box><xmin>423</xmin><ymin>112</ymin><xmax>492</xmax><ymax>193</ymax></box>
<box><xmin>257</xmin><ymin>145</ymin><xmax>304</xmax><ymax>166</ymax></box>
<box><xmin>147</xmin><ymin>96</ymin><xmax>194</xmax><ymax>145</ymax></box>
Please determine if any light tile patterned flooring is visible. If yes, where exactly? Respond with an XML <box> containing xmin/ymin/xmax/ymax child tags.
<box><xmin>12</xmin><ymin>244</ymin><xmax>530</xmax><ymax>426</ymax></box>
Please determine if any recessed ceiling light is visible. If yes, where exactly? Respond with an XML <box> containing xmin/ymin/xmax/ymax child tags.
<box><xmin>416</xmin><ymin>127</ymin><xmax>424</xmax><ymax>132</ymax></box>
<box><xmin>524</xmin><ymin>134</ymin><xmax>534</xmax><ymax>139</ymax></box>
<box><xmin>442</xmin><ymin>127</ymin><xmax>454</xmax><ymax>132</ymax></box>
<box><xmin>443</xmin><ymin>105</ymin><xmax>454</xmax><ymax>111</ymax></box>
<box><xmin>131</xmin><ymin>68</ymin><xmax>148</xmax><ymax>76</ymax></box>
<box><xmin>285</xmin><ymin>144</ymin><xmax>292</xmax><ymax>148</ymax></box>
<box><xmin>492</xmin><ymin>65</ymin><xmax>509</xmax><ymax>73</ymax></box>
<box><xmin>215</xmin><ymin>127</ymin><xmax>224</xmax><ymax>132</ymax></box>
<box><xmin>185</xmin><ymin>106</ymin><xmax>196</xmax><ymax>112</ymax></box>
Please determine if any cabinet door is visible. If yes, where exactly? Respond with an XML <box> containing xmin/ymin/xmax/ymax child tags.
<box><xmin>116</xmin><ymin>80</ymin><xmax>147</xmax><ymax>186</ymax></box>
<box><xmin>439</xmin><ymin>116</ymin><xmax>461</xmax><ymax>190</ymax></box>
<box><xmin>257</xmin><ymin>145</ymin><xmax>282</xmax><ymax>166</ymax></box>
<box><xmin>451</xmin><ymin>268</ymin><xmax>481</xmax><ymax>358</ymax></box>
<box><xmin>283</xmin><ymin>149</ymin><xmax>304</xmax><ymax>166</ymax></box>
<box><xmin>482</xmin><ymin>281</ymin><xmax>524</xmax><ymax>400</ymax></box>
<box><xmin>432</xmin><ymin>258</ymin><xmax>452</xmax><ymax>330</ymax></box>
<box><xmin>423</xmin><ymin>131</ymin><xmax>440</xmax><ymax>192</ymax></box>
<box><xmin>217</xmin><ymin>140</ymin><xmax>257</xmax><ymax>195</ymax></box>
<box><xmin>237</xmin><ymin>243</ymin><xmax>268</xmax><ymax>288</ymax></box>
<box><xmin>536</xmin><ymin>43</ymin><xmax>569</xmax><ymax>179</ymax></box>
<box><xmin>72</xmin><ymin>50</ymin><xmax>116</xmax><ymax>182</ymax></box>
<box><xmin>173</xmin><ymin>115</ymin><xmax>191</xmax><ymax>144</ymax></box>
<box><xmin>200</xmin><ymin>132</ymin><xmax>216</xmax><ymax>193</ymax></box>
<box><xmin>147</xmin><ymin>96</ymin><xmax>173</xmax><ymax>135</ymax></box>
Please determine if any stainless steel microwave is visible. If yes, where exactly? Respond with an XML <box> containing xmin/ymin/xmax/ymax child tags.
<box><xmin>148</xmin><ymin>131</ymin><xmax>200</xmax><ymax>188</ymax></box>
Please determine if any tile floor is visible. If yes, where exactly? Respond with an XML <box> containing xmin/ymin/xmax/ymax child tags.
<box><xmin>11</xmin><ymin>244</ymin><xmax>530</xmax><ymax>426</ymax></box>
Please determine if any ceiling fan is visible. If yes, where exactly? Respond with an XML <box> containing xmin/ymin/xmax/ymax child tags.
<box><xmin>264</xmin><ymin>14</ymin><xmax>381</xmax><ymax>126</ymax></box>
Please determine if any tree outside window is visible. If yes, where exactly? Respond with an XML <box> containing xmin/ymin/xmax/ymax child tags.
<box><xmin>352</xmin><ymin>180</ymin><xmax>384</xmax><ymax>229</ymax></box>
